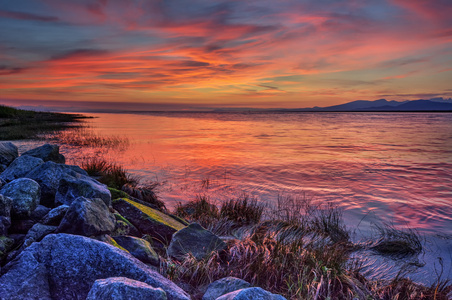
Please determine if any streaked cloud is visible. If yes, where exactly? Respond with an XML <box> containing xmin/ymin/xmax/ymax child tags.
<box><xmin>0</xmin><ymin>0</ymin><xmax>451</xmax><ymax>109</ymax></box>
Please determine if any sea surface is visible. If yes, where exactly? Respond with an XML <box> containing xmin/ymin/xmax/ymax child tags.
<box><xmin>15</xmin><ymin>111</ymin><xmax>452</xmax><ymax>283</ymax></box>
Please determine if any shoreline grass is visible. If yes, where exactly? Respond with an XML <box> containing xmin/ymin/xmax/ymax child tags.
<box><xmin>81</xmin><ymin>156</ymin><xmax>165</xmax><ymax>210</ymax></box>
<box><xmin>169</xmin><ymin>196</ymin><xmax>451</xmax><ymax>300</ymax></box>
<box><xmin>0</xmin><ymin>105</ymin><xmax>86</xmax><ymax>140</ymax></box>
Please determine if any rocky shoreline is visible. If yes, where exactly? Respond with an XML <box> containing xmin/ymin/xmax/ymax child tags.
<box><xmin>1</xmin><ymin>141</ymin><xmax>451</xmax><ymax>300</ymax></box>
<box><xmin>0</xmin><ymin>142</ymin><xmax>285</xmax><ymax>299</ymax></box>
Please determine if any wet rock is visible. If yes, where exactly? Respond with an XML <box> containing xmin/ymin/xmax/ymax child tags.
<box><xmin>0</xmin><ymin>233</ymin><xmax>190</xmax><ymax>300</ymax></box>
<box><xmin>41</xmin><ymin>205</ymin><xmax>69</xmax><ymax>226</ymax></box>
<box><xmin>0</xmin><ymin>178</ymin><xmax>40</xmax><ymax>218</ymax></box>
<box><xmin>0</xmin><ymin>164</ymin><xmax>6</xmax><ymax>173</ymax></box>
<box><xmin>86</xmin><ymin>277</ymin><xmax>167</xmax><ymax>300</ymax></box>
<box><xmin>0</xmin><ymin>142</ymin><xmax>18</xmax><ymax>166</ymax></box>
<box><xmin>22</xmin><ymin>144</ymin><xmax>65</xmax><ymax>164</ymax></box>
<box><xmin>57</xmin><ymin>197</ymin><xmax>115</xmax><ymax>236</ymax></box>
<box><xmin>203</xmin><ymin>277</ymin><xmax>251</xmax><ymax>300</ymax></box>
<box><xmin>168</xmin><ymin>223</ymin><xmax>226</xmax><ymax>261</ymax></box>
<box><xmin>55</xmin><ymin>175</ymin><xmax>111</xmax><ymax>207</ymax></box>
<box><xmin>0</xmin><ymin>194</ymin><xmax>12</xmax><ymax>217</ymax></box>
<box><xmin>0</xmin><ymin>216</ymin><xmax>11</xmax><ymax>235</ymax></box>
<box><xmin>30</xmin><ymin>205</ymin><xmax>51</xmax><ymax>222</ymax></box>
<box><xmin>0</xmin><ymin>155</ymin><xmax>44</xmax><ymax>183</ymax></box>
<box><xmin>113</xmin><ymin>235</ymin><xmax>159</xmax><ymax>266</ymax></box>
<box><xmin>25</xmin><ymin>161</ymin><xmax>88</xmax><ymax>206</ymax></box>
<box><xmin>112</xmin><ymin>198</ymin><xmax>185</xmax><ymax>244</ymax></box>
<box><xmin>216</xmin><ymin>287</ymin><xmax>287</xmax><ymax>300</ymax></box>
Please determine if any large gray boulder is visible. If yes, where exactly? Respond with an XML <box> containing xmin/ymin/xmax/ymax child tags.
<box><xmin>203</xmin><ymin>277</ymin><xmax>251</xmax><ymax>300</ymax></box>
<box><xmin>168</xmin><ymin>223</ymin><xmax>226</xmax><ymax>261</ymax></box>
<box><xmin>57</xmin><ymin>197</ymin><xmax>115</xmax><ymax>236</ymax></box>
<box><xmin>25</xmin><ymin>161</ymin><xmax>88</xmax><ymax>206</ymax></box>
<box><xmin>113</xmin><ymin>235</ymin><xmax>159</xmax><ymax>266</ymax></box>
<box><xmin>22</xmin><ymin>144</ymin><xmax>65</xmax><ymax>164</ymax></box>
<box><xmin>216</xmin><ymin>287</ymin><xmax>286</xmax><ymax>300</ymax></box>
<box><xmin>0</xmin><ymin>178</ymin><xmax>41</xmax><ymax>218</ymax></box>
<box><xmin>55</xmin><ymin>175</ymin><xmax>111</xmax><ymax>207</ymax></box>
<box><xmin>0</xmin><ymin>194</ymin><xmax>12</xmax><ymax>217</ymax></box>
<box><xmin>86</xmin><ymin>277</ymin><xmax>167</xmax><ymax>300</ymax></box>
<box><xmin>0</xmin><ymin>142</ymin><xmax>18</xmax><ymax>166</ymax></box>
<box><xmin>0</xmin><ymin>250</ymin><xmax>52</xmax><ymax>299</ymax></box>
<box><xmin>0</xmin><ymin>155</ymin><xmax>44</xmax><ymax>183</ymax></box>
<box><xmin>0</xmin><ymin>234</ymin><xmax>190</xmax><ymax>300</ymax></box>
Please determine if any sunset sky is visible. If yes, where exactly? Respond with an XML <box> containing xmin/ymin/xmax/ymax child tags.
<box><xmin>1</xmin><ymin>0</ymin><xmax>451</xmax><ymax>111</ymax></box>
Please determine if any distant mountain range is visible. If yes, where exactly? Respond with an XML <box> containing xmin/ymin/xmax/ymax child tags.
<box><xmin>282</xmin><ymin>97</ymin><xmax>452</xmax><ymax>112</ymax></box>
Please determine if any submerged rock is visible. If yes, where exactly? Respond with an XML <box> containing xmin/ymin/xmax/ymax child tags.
<box><xmin>203</xmin><ymin>277</ymin><xmax>251</xmax><ymax>300</ymax></box>
<box><xmin>112</xmin><ymin>198</ymin><xmax>185</xmax><ymax>244</ymax></box>
<box><xmin>86</xmin><ymin>277</ymin><xmax>168</xmax><ymax>300</ymax></box>
<box><xmin>0</xmin><ymin>178</ymin><xmax>41</xmax><ymax>218</ymax></box>
<box><xmin>0</xmin><ymin>233</ymin><xmax>190</xmax><ymax>300</ymax></box>
<box><xmin>55</xmin><ymin>175</ymin><xmax>111</xmax><ymax>207</ymax></box>
<box><xmin>168</xmin><ymin>223</ymin><xmax>226</xmax><ymax>261</ymax></box>
<box><xmin>0</xmin><ymin>142</ymin><xmax>18</xmax><ymax>166</ymax></box>
<box><xmin>0</xmin><ymin>155</ymin><xmax>44</xmax><ymax>183</ymax></box>
<box><xmin>216</xmin><ymin>287</ymin><xmax>286</xmax><ymax>300</ymax></box>
<box><xmin>113</xmin><ymin>235</ymin><xmax>160</xmax><ymax>266</ymax></box>
<box><xmin>57</xmin><ymin>197</ymin><xmax>115</xmax><ymax>236</ymax></box>
<box><xmin>22</xmin><ymin>144</ymin><xmax>65</xmax><ymax>164</ymax></box>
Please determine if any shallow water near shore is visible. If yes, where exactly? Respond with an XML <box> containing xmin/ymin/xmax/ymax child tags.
<box><xmin>15</xmin><ymin>111</ymin><xmax>452</xmax><ymax>284</ymax></box>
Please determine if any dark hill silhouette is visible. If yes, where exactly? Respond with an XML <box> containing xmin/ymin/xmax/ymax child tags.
<box><xmin>356</xmin><ymin>100</ymin><xmax>452</xmax><ymax>111</ymax></box>
<box><xmin>284</xmin><ymin>97</ymin><xmax>452</xmax><ymax>112</ymax></box>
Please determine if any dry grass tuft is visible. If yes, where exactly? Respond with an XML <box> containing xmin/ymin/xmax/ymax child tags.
<box><xmin>81</xmin><ymin>157</ymin><xmax>138</xmax><ymax>190</ymax></box>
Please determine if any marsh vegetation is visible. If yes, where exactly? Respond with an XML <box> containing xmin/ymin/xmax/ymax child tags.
<box><xmin>0</xmin><ymin>105</ymin><xmax>85</xmax><ymax>140</ymax></box>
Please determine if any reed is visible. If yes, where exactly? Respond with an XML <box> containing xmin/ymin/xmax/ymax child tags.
<box><xmin>220</xmin><ymin>195</ymin><xmax>264</xmax><ymax>226</ymax></box>
<box><xmin>370</xmin><ymin>223</ymin><xmax>423</xmax><ymax>259</ymax></box>
<box><xmin>52</xmin><ymin>127</ymin><xmax>129</xmax><ymax>149</ymax></box>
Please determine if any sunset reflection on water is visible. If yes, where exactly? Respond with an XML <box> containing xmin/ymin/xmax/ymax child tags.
<box><xmin>58</xmin><ymin>112</ymin><xmax>452</xmax><ymax>237</ymax></box>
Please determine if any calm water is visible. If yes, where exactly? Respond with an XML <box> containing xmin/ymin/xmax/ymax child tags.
<box><xmin>16</xmin><ymin>111</ymin><xmax>452</xmax><ymax>283</ymax></box>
